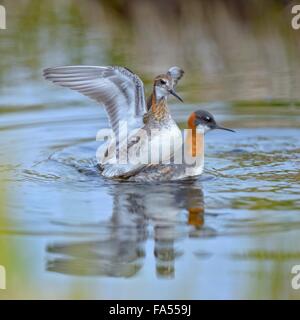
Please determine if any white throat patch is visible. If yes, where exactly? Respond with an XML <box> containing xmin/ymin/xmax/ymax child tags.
<box><xmin>197</xmin><ymin>125</ymin><xmax>210</xmax><ymax>134</ymax></box>
<box><xmin>155</xmin><ymin>86</ymin><xmax>169</xmax><ymax>101</ymax></box>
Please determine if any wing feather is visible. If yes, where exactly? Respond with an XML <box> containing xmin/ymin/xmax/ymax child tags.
<box><xmin>43</xmin><ymin>66</ymin><xmax>146</xmax><ymax>136</ymax></box>
<box><xmin>167</xmin><ymin>66</ymin><xmax>184</xmax><ymax>88</ymax></box>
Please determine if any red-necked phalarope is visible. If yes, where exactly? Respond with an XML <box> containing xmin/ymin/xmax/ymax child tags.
<box><xmin>43</xmin><ymin>65</ymin><xmax>185</xmax><ymax>180</ymax></box>
<box><xmin>43</xmin><ymin>67</ymin><xmax>234</xmax><ymax>181</ymax></box>
<box><xmin>128</xmin><ymin>110</ymin><xmax>235</xmax><ymax>182</ymax></box>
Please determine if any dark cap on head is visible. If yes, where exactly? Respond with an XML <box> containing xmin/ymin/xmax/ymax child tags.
<box><xmin>189</xmin><ymin>110</ymin><xmax>235</xmax><ymax>132</ymax></box>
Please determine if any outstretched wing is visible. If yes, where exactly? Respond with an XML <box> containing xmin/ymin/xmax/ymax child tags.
<box><xmin>43</xmin><ymin>66</ymin><xmax>147</xmax><ymax>137</ymax></box>
<box><xmin>167</xmin><ymin>66</ymin><xmax>184</xmax><ymax>88</ymax></box>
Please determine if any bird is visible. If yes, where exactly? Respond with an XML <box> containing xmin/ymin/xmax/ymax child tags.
<box><xmin>127</xmin><ymin>110</ymin><xmax>235</xmax><ymax>182</ymax></box>
<box><xmin>146</xmin><ymin>66</ymin><xmax>184</xmax><ymax>110</ymax></box>
<box><xmin>43</xmin><ymin>65</ymin><xmax>185</xmax><ymax>179</ymax></box>
<box><xmin>43</xmin><ymin>67</ymin><xmax>234</xmax><ymax>182</ymax></box>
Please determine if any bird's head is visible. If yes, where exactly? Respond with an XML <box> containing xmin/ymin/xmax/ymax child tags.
<box><xmin>188</xmin><ymin>110</ymin><xmax>235</xmax><ymax>133</ymax></box>
<box><xmin>153</xmin><ymin>74</ymin><xmax>183</xmax><ymax>102</ymax></box>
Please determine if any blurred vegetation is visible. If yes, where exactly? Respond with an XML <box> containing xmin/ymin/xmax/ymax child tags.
<box><xmin>1</xmin><ymin>0</ymin><xmax>300</xmax><ymax>102</ymax></box>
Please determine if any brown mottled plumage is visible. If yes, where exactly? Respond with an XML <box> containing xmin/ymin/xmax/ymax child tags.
<box><xmin>143</xmin><ymin>98</ymin><xmax>170</xmax><ymax>124</ymax></box>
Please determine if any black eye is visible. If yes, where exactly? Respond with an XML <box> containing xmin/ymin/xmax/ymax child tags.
<box><xmin>160</xmin><ymin>79</ymin><xmax>167</xmax><ymax>85</ymax></box>
<box><xmin>204</xmin><ymin>116</ymin><xmax>211</xmax><ymax>122</ymax></box>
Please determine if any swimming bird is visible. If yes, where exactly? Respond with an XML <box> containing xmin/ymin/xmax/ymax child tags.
<box><xmin>127</xmin><ymin>110</ymin><xmax>235</xmax><ymax>182</ymax></box>
<box><xmin>43</xmin><ymin>65</ymin><xmax>184</xmax><ymax>179</ymax></box>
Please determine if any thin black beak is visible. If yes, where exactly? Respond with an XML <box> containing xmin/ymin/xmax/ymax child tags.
<box><xmin>215</xmin><ymin>125</ymin><xmax>235</xmax><ymax>133</ymax></box>
<box><xmin>169</xmin><ymin>89</ymin><xmax>183</xmax><ymax>102</ymax></box>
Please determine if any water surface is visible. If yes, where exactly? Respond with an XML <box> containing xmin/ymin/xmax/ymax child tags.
<box><xmin>0</xmin><ymin>0</ymin><xmax>300</xmax><ymax>299</ymax></box>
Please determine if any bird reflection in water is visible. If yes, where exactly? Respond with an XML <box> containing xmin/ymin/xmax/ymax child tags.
<box><xmin>46</xmin><ymin>180</ymin><xmax>207</xmax><ymax>279</ymax></box>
